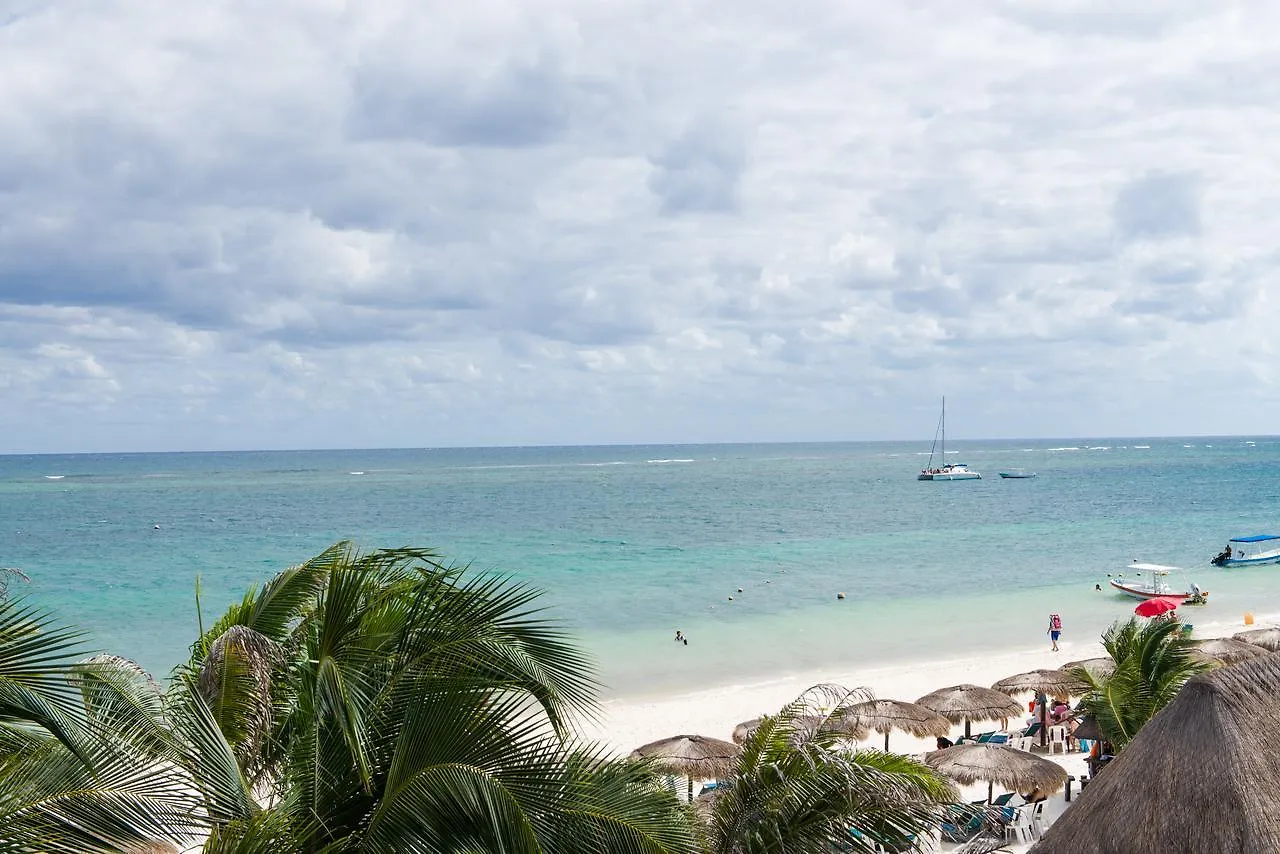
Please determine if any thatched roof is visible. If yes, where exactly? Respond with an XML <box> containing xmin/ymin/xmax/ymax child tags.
<box><xmin>1061</xmin><ymin>657</ymin><xmax>1115</xmax><ymax>676</ymax></box>
<box><xmin>1072</xmin><ymin>715</ymin><xmax>1100</xmax><ymax>742</ymax></box>
<box><xmin>991</xmin><ymin>668</ymin><xmax>1086</xmax><ymax>698</ymax></box>
<box><xmin>843</xmin><ymin>699</ymin><xmax>951</xmax><ymax>739</ymax></box>
<box><xmin>630</xmin><ymin>734</ymin><xmax>739</xmax><ymax>777</ymax></box>
<box><xmin>914</xmin><ymin>684</ymin><xmax>1023</xmax><ymax>724</ymax></box>
<box><xmin>924</xmin><ymin>744</ymin><xmax>1067</xmax><ymax>794</ymax></box>
<box><xmin>730</xmin><ymin>714</ymin><xmax>862</xmax><ymax>745</ymax></box>
<box><xmin>1032</xmin><ymin>651</ymin><xmax>1280</xmax><ymax>853</ymax></box>
<box><xmin>1235</xmin><ymin>627</ymin><xmax>1280</xmax><ymax>652</ymax></box>
<box><xmin>1191</xmin><ymin>637</ymin><xmax>1269</xmax><ymax>666</ymax></box>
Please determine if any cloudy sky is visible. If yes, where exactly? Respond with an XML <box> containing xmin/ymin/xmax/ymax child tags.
<box><xmin>1</xmin><ymin>0</ymin><xmax>1277</xmax><ymax>453</ymax></box>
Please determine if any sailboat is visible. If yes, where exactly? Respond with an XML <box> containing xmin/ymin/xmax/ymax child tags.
<box><xmin>917</xmin><ymin>397</ymin><xmax>981</xmax><ymax>481</ymax></box>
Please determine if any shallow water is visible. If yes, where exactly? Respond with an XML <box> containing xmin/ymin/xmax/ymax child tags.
<box><xmin>3</xmin><ymin>439</ymin><xmax>1279</xmax><ymax>695</ymax></box>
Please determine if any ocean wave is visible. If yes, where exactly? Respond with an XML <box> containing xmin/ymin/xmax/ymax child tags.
<box><xmin>1088</xmin><ymin>446</ymin><xmax>1110</xmax><ymax>451</ymax></box>
<box><xmin>647</xmin><ymin>459</ymin><xmax>695</xmax><ymax>464</ymax></box>
<box><xmin>43</xmin><ymin>475</ymin><xmax>65</xmax><ymax>480</ymax></box>
<box><xmin>1134</xmin><ymin>445</ymin><xmax>1151</xmax><ymax>449</ymax></box>
<box><xmin>1047</xmin><ymin>447</ymin><xmax>1080</xmax><ymax>452</ymax></box>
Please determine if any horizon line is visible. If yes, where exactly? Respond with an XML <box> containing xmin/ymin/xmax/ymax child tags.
<box><xmin>1</xmin><ymin>432</ymin><xmax>1276</xmax><ymax>457</ymax></box>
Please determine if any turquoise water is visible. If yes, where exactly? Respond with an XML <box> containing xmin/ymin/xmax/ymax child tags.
<box><xmin>4</xmin><ymin>439</ymin><xmax>1280</xmax><ymax>696</ymax></box>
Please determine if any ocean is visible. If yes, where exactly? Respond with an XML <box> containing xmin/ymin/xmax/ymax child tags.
<box><xmin>3</xmin><ymin>439</ymin><xmax>1280</xmax><ymax>698</ymax></box>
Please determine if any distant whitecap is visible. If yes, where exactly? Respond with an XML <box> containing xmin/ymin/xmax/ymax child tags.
<box><xmin>646</xmin><ymin>459</ymin><xmax>694</xmax><ymax>464</ymax></box>
<box><xmin>348</xmin><ymin>471</ymin><xmax>364</xmax><ymax>475</ymax></box>
<box><xmin>1134</xmin><ymin>445</ymin><xmax>1150</xmax><ymax>449</ymax></box>
<box><xmin>44</xmin><ymin>475</ymin><xmax>64</xmax><ymax>480</ymax></box>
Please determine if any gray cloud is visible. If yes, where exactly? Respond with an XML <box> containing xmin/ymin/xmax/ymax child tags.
<box><xmin>0</xmin><ymin>0</ymin><xmax>1277</xmax><ymax>452</ymax></box>
<box><xmin>648</xmin><ymin>119</ymin><xmax>748</xmax><ymax>214</ymax></box>
<box><xmin>1113</xmin><ymin>172</ymin><xmax>1202</xmax><ymax>241</ymax></box>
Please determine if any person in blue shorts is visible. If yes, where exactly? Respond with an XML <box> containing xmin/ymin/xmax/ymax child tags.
<box><xmin>1048</xmin><ymin>613</ymin><xmax>1063</xmax><ymax>651</ymax></box>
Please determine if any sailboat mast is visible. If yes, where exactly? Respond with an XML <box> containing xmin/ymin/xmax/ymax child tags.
<box><xmin>941</xmin><ymin>396</ymin><xmax>945</xmax><ymax>463</ymax></box>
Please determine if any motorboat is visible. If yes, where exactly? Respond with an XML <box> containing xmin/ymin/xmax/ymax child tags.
<box><xmin>917</xmin><ymin>397</ymin><xmax>981</xmax><ymax>481</ymax></box>
<box><xmin>998</xmin><ymin>470</ymin><xmax>1036</xmax><ymax>479</ymax></box>
<box><xmin>1210</xmin><ymin>535</ymin><xmax>1280</xmax><ymax>567</ymax></box>
<box><xmin>1108</xmin><ymin>562</ymin><xmax>1207</xmax><ymax>602</ymax></box>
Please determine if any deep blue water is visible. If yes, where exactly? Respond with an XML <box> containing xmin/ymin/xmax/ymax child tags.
<box><xmin>4</xmin><ymin>439</ymin><xmax>1280</xmax><ymax>695</ymax></box>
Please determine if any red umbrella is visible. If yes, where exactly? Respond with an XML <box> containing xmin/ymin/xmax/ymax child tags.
<box><xmin>1135</xmin><ymin>597</ymin><xmax>1180</xmax><ymax>618</ymax></box>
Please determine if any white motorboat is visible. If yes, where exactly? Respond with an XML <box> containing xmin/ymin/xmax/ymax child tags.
<box><xmin>1210</xmin><ymin>535</ymin><xmax>1280</xmax><ymax>567</ymax></box>
<box><xmin>917</xmin><ymin>397</ymin><xmax>981</xmax><ymax>481</ymax></box>
<box><xmin>1108</xmin><ymin>563</ymin><xmax>1206</xmax><ymax>602</ymax></box>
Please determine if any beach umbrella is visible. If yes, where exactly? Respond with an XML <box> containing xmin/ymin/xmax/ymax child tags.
<box><xmin>992</xmin><ymin>669</ymin><xmax>1087</xmax><ymax>746</ymax></box>
<box><xmin>731</xmin><ymin>713</ymin><xmax>864</xmax><ymax>745</ymax></box>
<box><xmin>924</xmin><ymin>743</ymin><xmax>1067</xmax><ymax>804</ymax></box>
<box><xmin>841</xmin><ymin>699</ymin><xmax>952</xmax><ymax>751</ymax></box>
<box><xmin>630</xmin><ymin>734</ymin><xmax>739</xmax><ymax>800</ymax></box>
<box><xmin>1134</xmin><ymin>597</ymin><xmax>1180</xmax><ymax>618</ymax></box>
<box><xmin>1062</xmin><ymin>657</ymin><xmax>1115</xmax><ymax>677</ymax></box>
<box><xmin>1072</xmin><ymin>714</ymin><xmax>1101</xmax><ymax>742</ymax></box>
<box><xmin>1191</xmin><ymin>637</ymin><xmax>1270</xmax><ymax>666</ymax></box>
<box><xmin>1234</xmin><ymin>627</ymin><xmax>1280</xmax><ymax>652</ymax></box>
<box><xmin>1031</xmin><ymin>653</ymin><xmax>1280</xmax><ymax>853</ymax></box>
<box><xmin>914</xmin><ymin>684</ymin><xmax>1024</xmax><ymax>739</ymax></box>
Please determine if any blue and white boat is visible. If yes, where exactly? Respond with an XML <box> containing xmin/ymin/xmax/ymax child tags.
<box><xmin>1211</xmin><ymin>535</ymin><xmax>1280</xmax><ymax>567</ymax></box>
<box><xmin>917</xmin><ymin>397</ymin><xmax>981</xmax><ymax>481</ymax></box>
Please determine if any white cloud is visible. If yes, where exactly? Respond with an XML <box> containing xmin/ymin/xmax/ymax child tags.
<box><xmin>1</xmin><ymin>0</ymin><xmax>1279</xmax><ymax>451</ymax></box>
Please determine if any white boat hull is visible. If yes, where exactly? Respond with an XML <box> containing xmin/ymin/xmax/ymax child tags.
<box><xmin>1108</xmin><ymin>578</ymin><xmax>1191</xmax><ymax>600</ymax></box>
<box><xmin>919</xmin><ymin>471</ymin><xmax>982</xmax><ymax>481</ymax></box>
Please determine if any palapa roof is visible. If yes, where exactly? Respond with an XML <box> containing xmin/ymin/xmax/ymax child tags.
<box><xmin>1032</xmin><ymin>651</ymin><xmax>1280</xmax><ymax>853</ymax></box>
<box><xmin>1061</xmin><ymin>657</ymin><xmax>1115</xmax><ymax>676</ymax></box>
<box><xmin>1191</xmin><ymin>637</ymin><xmax>1269</xmax><ymax>665</ymax></box>
<box><xmin>991</xmin><ymin>668</ymin><xmax>1087</xmax><ymax>697</ymax></box>
<box><xmin>842</xmin><ymin>699</ymin><xmax>952</xmax><ymax>739</ymax></box>
<box><xmin>914</xmin><ymin>684</ymin><xmax>1023</xmax><ymax>724</ymax></box>
<box><xmin>731</xmin><ymin>713</ymin><xmax>862</xmax><ymax>745</ymax></box>
<box><xmin>924</xmin><ymin>744</ymin><xmax>1067</xmax><ymax>794</ymax></box>
<box><xmin>1233</xmin><ymin>627</ymin><xmax>1280</xmax><ymax>653</ymax></box>
<box><xmin>630</xmin><ymin>734</ymin><xmax>739</xmax><ymax>777</ymax></box>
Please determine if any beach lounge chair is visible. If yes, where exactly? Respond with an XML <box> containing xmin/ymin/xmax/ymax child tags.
<box><xmin>940</xmin><ymin>814</ymin><xmax>983</xmax><ymax>843</ymax></box>
<box><xmin>987</xmin><ymin>733</ymin><xmax>1009</xmax><ymax>744</ymax></box>
<box><xmin>991</xmin><ymin>792</ymin><xmax>1015</xmax><ymax>807</ymax></box>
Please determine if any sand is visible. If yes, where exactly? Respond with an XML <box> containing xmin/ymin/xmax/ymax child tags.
<box><xmin>583</xmin><ymin>610</ymin><xmax>1273</xmax><ymax>851</ymax></box>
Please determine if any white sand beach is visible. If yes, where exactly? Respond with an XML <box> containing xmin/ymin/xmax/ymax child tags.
<box><xmin>586</xmin><ymin>609</ymin><xmax>1277</xmax><ymax>850</ymax></box>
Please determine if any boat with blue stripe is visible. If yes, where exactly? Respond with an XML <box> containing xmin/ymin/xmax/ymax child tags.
<box><xmin>1211</xmin><ymin>535</ymin><xmax>1280</xmax><ymax>567</ymax></box>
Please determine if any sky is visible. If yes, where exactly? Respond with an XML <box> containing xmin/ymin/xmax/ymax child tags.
<box><xmin>2</xmin><ymin>0</ymin><xmax>1278</xmax><ymax>453</ymax></box>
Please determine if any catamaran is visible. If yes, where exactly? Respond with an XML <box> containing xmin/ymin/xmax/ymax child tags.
<box><xmin>1108</xmin><ymin>562</ymin><xmax>1206</xmax><ymax>602</ymax></box>
<box><xmin>917</xmin><ymin>397</ymin><xmax>981</xmax><ymax>481</ymax></box>
<box><xmin>1211</xmin><ymin>535</ymin><xmax>1280</xmax><ymax>567</ymax></box>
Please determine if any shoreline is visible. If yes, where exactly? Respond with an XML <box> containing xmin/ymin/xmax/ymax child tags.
<box><xmin>583</xmin><ymin>609</ymin><xmax>1275</xmax><ymax>754</ymax></box>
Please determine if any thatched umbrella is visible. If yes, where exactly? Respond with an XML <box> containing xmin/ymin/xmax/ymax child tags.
<box><xmin>1191</xmin><ymin>637</ymin><xmax>1270</xmax><ymax>666</ymax></box>
<box><xmin>842</xmin><ymin>699</ymin><xmax>952</xmax><ymax>751</ymax></box>
<box><xmin>1233</xmin><ymin>627</ymin><xmax>1280</xmax><ymax>653</ymax></box>
<box><xmin>631</xmin><ymin>734</ymin><xmax>739</xmax><ymax>800</ymax></box>
<box><xmin>925</xmin><ymin>743</ymin><xmax>1067</xmax><ymax>804</ymax></box>
<box><xmin>730</xmin><ymin>714</ymin><xmax>863</xmax><ymax>745</ymax></box>
<box><xmin>992</xmin><ymin>669</ymin><xmax>1086</xmax><ymax>746</ymax></box>
<box><xmin>1072</xmin><ymin>714</ymin><xmax>1100</xmax><ymax>743</ymax></box>
<box><xmin>915</xmin><ymin>684</ymin><xmax>1024</xmax><ymax>739</ymax></box>
<box><xmin>1031</xmin><ymin>651</ymin><xmax>1280</xmax><ymax>852</ymax></box>
<box><xmin>1061</xmin><ymin>657</ymin><xmax>1115</xmax><ymax>677</ymax></box>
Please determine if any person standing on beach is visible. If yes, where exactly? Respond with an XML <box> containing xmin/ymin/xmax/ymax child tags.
<box><xmin>1048</xmin><ymin>613</ymin><xmax>1062</xmax><ymax>651</ymax></box>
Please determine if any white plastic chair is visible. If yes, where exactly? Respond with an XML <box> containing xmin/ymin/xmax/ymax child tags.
<box><xmin>1004</xmin><ymin>805</ymin><xmax>1036</xmax><ymax>844</ymax></box>
<box><xmin>1047</xmin><ymin>725</ymin><xmax>1068</xmax><ymax>755</ymax></box>
<box><xmin>1031</xmin><ymin>801</ymin><xmax>1046</xmax><ymax>839</ymax></box>
<box><xmin>1012</xmin><ymin>735</ymin><xmax>1034</xmax><ymax>751</ymax></box>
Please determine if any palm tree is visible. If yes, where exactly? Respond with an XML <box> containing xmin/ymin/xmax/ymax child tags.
<box><xmin>1068</xmin><ymin>616</ymin><xmax>1211</xmax><ymax>751</ymax></box>
<box><xmin>1</xmin><ymin>543</ymin><xmax>701</xmax><ymax>853</ymax></box>
<box><xmin>701</xmin><ymin>685</ymin><xmax>958</xmax><ymax>854</ymax></box>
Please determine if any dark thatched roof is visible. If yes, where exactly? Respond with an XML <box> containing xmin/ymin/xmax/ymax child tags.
<box><xmin>914</xmin><ymin>684</ymin><xmax>1023</xmax><ymax>725</ymax></box>
<box><xmin>1234</xmin><ymin>627</ymin><xmax>1280</xmax><ymax>652</ymax></box>
<box><xmin>1061</xmin><ymin>657</ymin><xmax>1115</xmax><ymax>677</ymax></box>
<box><xmin>1031</xmin><ymin>650</ymin><xmax>1280</xmax><ymax>853</ymax></box>
<box><xmin>1191</xmin><ymin>637</ymin><xmax>1269</xmax><ymax>666</ymax></box>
